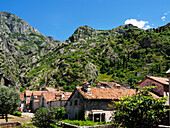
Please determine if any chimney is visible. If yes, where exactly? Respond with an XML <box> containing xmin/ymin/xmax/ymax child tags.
<box><xmin>86</xmin><ymin>84</ymin><xmax>91</xmax><ymax>93</ymax></box>
<box><xmin>83</xmin><ymin>81</ymin><xmax>91</xmax><ymax>93</ymax></box>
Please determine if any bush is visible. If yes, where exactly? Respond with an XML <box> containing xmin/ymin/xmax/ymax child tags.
<box><xmin>62</xmin><ymin>120</ymin><xmax>113</xmax><ymax>126</ymax></box>
<box><xmin>32</xmin><ymin>107</ymin><xmax>65</xmax><ymax>128</ymax></box>
<box><xmin>12</xmin><ymin>111</ymin><xmax>22</xmax><ymax>117</ymax></box>
<box><xmin>32</xmin><ymin>107</ymin><xmax>54</xmax><ymax>128</ymax></box>
<box><xmin>52</xmin><ymin>107</ymin><xmax>66</xmax><ymax>121</ymax></box>
<box><xmin>109</xmin><ymin>86</ymin><xmax>168</xmax><ymax>128</ymax></box>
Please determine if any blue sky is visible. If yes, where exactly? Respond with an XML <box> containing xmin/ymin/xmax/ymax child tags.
<box><xmin>0</xmin><ymin>0</ymin><xmax>170</xmax><ymax>41</ymax></box>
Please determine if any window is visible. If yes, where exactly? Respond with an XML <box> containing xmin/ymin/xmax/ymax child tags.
<box><xmin>152</xmin><ymin>83</ymin><xmax>155</xmax><ymax>86</ymax></box>
<box><xmin>74</xmin><ymin>100</ymin><xmax>77</xmax><ymax>106</ymax></box>
<box><xmin>68</xmin><ymin>101</ymin><xmax>72</xmax><ymax>106</ymax></box>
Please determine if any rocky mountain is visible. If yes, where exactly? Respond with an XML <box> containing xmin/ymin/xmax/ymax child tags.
<box><xmin>0</xmin><ymin>11</ymin><xmax>56</xmax><ymax>87</ymax></box>
<box><xmin>0</xmin><ymin>11</ymin><xmax>169</xmax><ymax>91</ymax></box>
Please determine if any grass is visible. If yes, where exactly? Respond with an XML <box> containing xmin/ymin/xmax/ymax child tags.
<box><xmin>97</xmin><ymin>73</ymin><xmax>113</xmax><ymax>82</ymax></box>
<box><xmin>62</xmin><ymin>119</ymin><xmax>113</xmax><ymax>126</ymax></box>
<box><xmin>0</xmin><ymin>114</ymin><xmax>32</xmax><ymax>124</ymax></box>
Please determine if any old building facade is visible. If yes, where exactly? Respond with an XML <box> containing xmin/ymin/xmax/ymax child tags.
<box><xmin>39</xmin><ymin>91</ymin><xmax>72</xmax><ymax>109</ymax></box>
<box><xmin>65</xmin><ymin>85</ymin><xmax>136</xmax><ymax>122</ymax></box>
<box><xmin>138</xmin><ymin>75</ymin><xmax>169</xmax><ymax>96</ymax></box>
<box><xmin>24</xmin><ymin>90</ymin><xmax>47</xmax><ymax>112</ymax></box>
<box><xmin>138</xmin><ymin>75</ymin><xmax>169</xmax><ymax>105</ymax></box>
<box><xmin>23</xmin><ymin>87</ymin><xmax>72</xmax><ymax>112</ymax></box>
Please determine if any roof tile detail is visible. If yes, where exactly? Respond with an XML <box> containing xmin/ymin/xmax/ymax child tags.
<box><xmin>77</xmin><ymin>87</ymin><xmax>136</xmax><ymax>100</ymax></box>
<box><xmin>147</xmin><ymin>76</ymin><xmax>169</xmax><ymax>85</ymax></box>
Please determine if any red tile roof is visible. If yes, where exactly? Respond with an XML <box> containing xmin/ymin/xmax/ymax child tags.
<box><xmin>24</xmin><ymin>90</ymin><xmax>47</xmax><ymax>97</ymax></box>
<box><xmin>43</xmin><ymin>91</ymin><xmax>72</xmax><ymax>102</ymax></box>
<box><xmin>61</xmin><ymin>92</ymin><xmax>72</xmax><ymax>100</ymax></box>
<box><xmin>147</xmin><ymin>76</ymin><xmax>169</xmax><ymax>85</ymax></box>
<box><xmin>43</xmin><ymin>92</ymin><xmax>56</xmax><ymax>102</ymax></box>
<box><xmin>77</xmin><ymin>87</ymin><xmax>160</xmax><ymax>100</ymax></box>
<box><xmin>149</xmin><ymin>92</ymin><xmax>160</xmax><ymax>99</ymax></box>
<box><xmin>77</xmin><ymin>87</ymin><xmax>136</xmax><ymax>100</ymax></box>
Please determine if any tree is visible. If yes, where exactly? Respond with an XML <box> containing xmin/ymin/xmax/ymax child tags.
<box><xmin>32</xmin><ymin>107</ymin><xmax>66</xmax><ymax>128</ymax></box>
<box><xmin>52</xmin><ymin>107</ymin><xmax>66</xmax><ymax>121</ymax></box>
<box><xmin>32</xmin><ymin>107</ymin><xmax>54</xmax><ymax>128</ymax></box>
<box><xmin>109</xmin><ymin>86</ymin><xmax>168</xmax><ymax>128</ymax></box>
<box><xmin>0</xmin><ymin>86</ymin><xmax>20</xmax><ymax>122</ymax></box>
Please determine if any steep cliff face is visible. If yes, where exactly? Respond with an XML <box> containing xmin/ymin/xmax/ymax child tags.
<box><xmin>0</xmin><ymin>11</ymin><xmax>42</xmax><ymax>35</ymax></box>
<box><xmin>0</xmin><ymin>11</ymin><xmax>55</xmax><ymax>87</ymax></box>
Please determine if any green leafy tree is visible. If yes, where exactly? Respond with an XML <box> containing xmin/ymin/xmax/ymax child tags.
<box><xmin>52</xmin><ymin>107</ymin><xmax>66</xmax><ymax>121</ymax></box>
<box><xmin>0</xmin><ymin>86</ymin><xmax>20</xmax><ymax>122</ymax></box>
<box><xmin>32</xmin><ymin>107</ymin><xmax>54</xmax><ymax>128</ymax></box>
<box><xmin>32</xmin><ymin>107</ymin><xmax>66</xmax><ymax>128</ymax></box>
<box><xmin>109</xmin><ymin>86</ymin><xmax>168</xmax><ymax>128</ymax></box>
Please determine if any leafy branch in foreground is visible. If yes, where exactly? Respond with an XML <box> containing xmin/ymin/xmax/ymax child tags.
<box><xmin>109</xmin><ymin>86</ymin><xmax>168</xmax><ymax>128</ymax></box>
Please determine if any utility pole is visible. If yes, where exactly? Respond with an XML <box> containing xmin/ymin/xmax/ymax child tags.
<box><xmin>165</xmin><ymin>69</ymin><xmax>170</xmax><ymax>125</ymax></box>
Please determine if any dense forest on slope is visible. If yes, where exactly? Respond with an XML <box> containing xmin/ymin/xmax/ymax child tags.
<box><xmin>0</xmin><ymin>11</ymin><xmax>170</xmax><ymax>91</ymax></box>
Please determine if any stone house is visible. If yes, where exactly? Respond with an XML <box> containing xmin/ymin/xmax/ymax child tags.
<box><xmin>138</xmin><ymin>75</ymin><xmax>169</xmax><ymax>105</ymax></box>
<box><xmin>23</xmin><ymin>90</ymin><xmax>47</xmax><ymax>112</ymax></box>
<box><xmin>65</xmin><ymin>84</ymin><xmax>136</xmax><ymax>122</ymax></box>
<box><xmin>39</xmin><ymin>91</ymin><xmax>72</xmax><ymax>109</ymax></box>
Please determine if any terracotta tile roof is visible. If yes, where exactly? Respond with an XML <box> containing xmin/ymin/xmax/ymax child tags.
<box><xmin>147</xmin><ymin>76</ymin><xmax>169</xmax><ymax>85</ymax></box>
<box><xmin>77</xmin><ymin>87</ymin><xmax>136</xmax><ymax>100</ymax></box>
<box><xmin>43</xmin><ymin>92</ymin><xmax>56</xmax><ymax>102</ymax></box>
<box><xmin>32</xmin><ymin>91</ymin><xmax>47</xmax><ymax>96</ymax></box>
<box><xmin>24</xmin><ymin>91</ymin><xmax>32</xmax><ymax>97</ymax></box>
<box><xmin>43</xmin><ymin>91</ymin><xmax>72</xmax><ymax>102</ymax></box>
<box><xmin>77</xmin><ymin>87</ymin><xmax>160</xmax><ymax>100</ymax></box>
<box><xmin>61</xmin><ymin>92</ymin><xmax>72</xmax><ymax>100</ymax></box>
<box><xmin>97</xmin><ymin>81</ymin><xmax>121</xmax><ymax>88</ymax></box>
<box><xmin>24</xmin><ymin>90</ymin><xmax>47</xmax><ymax>97</ymax></box>
<box><xmin>149</xmin><ymin>92</ymin><xmax>160</xmax><ymax>99</ymax></box>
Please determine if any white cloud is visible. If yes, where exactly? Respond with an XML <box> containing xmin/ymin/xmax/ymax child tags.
<box><xmin>125</xmin><ymin>19</ymin><xmax>149</xmax><ymax>29</ymax></box>
<box><xmin>164</xmin><ymin>12</ymin><xmax>168</xmax><ymax>15</ymax></box>
<box><xmin>161</xmin><ymin>11</ymin><xmax>169</xmax><ymax>21</ymax></box>
<box><xmin>164</xmin><ymin>11</ymin><xmax>170</xmax><ymax>15</ymax></box>
<box><xmin>143</xmin><ymin>25</ymin><xmax>151</xmax><ymax>30</ymax></box>
<box><xmin>161</xmin><ymin>16</ymin><xmax>166</xmax><ymax>21</ymax></box>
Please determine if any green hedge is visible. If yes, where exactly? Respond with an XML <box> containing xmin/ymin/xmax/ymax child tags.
<box><xmin>12</xmin><ymin>111</ymin><xmax>22</xmax><ymax>117</ymax></box>
<box><xmin>62</xmin><ymin>120</ymin><xmax>113</xmax><ymax>126</ymax></box>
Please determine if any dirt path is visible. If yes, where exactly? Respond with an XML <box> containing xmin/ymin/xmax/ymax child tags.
<box><xmin>0</xmin><ymin>114</ymin><xmax>32</xmax><ymax>124</ymax></box>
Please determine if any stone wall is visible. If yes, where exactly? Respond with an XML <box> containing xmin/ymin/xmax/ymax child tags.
<box><xmin>65</xmin><ymin>90</ymin><xmax>85</xmax><ymax>120</ymax></box>
<box><xmin>85</xmin><ymin>100</ymin><xmax>114</xmax><ymax>122</ymax></box>
<box><xmin>32</xmin><ymin>102</ymin><xmax>39</xmax><ymax>112</ymax></box>
<box><xmin>138</xmin><ymin>78</ymin><xmax>164</xmax><ymax>96</ymax></box>
<box><xmin>85</xmin><ymin>110</ymin><xmax>113</xmax><ymax>122</ymax></box>
<box><xmin>65</xmin><ymin>90</ymin><xmax>114</xmax><ymax>122</ymax></box>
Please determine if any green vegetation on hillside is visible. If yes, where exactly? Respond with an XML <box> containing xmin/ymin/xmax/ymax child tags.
<box><xmin>0</xmin><ymin>11</ymin><xmax>169</xmax><ymax>91</ymax></box>
<box><xmin>26</xmin><ymin>23</ymin><xmax>170</xmax><ymax>91</ymax></box>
